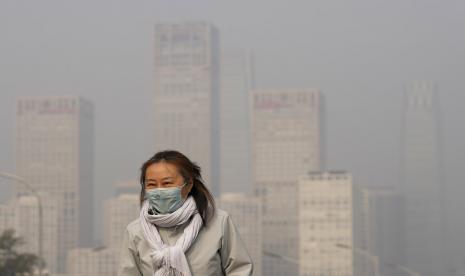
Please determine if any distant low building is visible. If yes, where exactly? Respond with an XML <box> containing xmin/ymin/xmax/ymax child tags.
<box><xmin>66</xmin><ymin>247</ymin><xmax>117</xmax><ymax>276</ymax></box>
<box><xmin>103</xmin><ymin>192</ymin><xmax>139</xmax><ymax>249</ymax></box>
<box><xmin>218</xmin><ymin>193</ymin><xmax>262</xmax><ymax>276</ymax></box>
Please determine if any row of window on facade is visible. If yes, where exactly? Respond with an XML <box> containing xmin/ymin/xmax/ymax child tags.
<box><xmin>18</xmin><ymin>98</ymin><xmax>78</xmax><ymax>112</ymax></box>
<box><xmin>156</xmin><ymin>54</ymin><xmax>208</xmax><ymax>66</ymax></box>
<box><xmin>253</xmin><ymin>91</ymin><xmax>318</xmax><ymax>106</ymax></box>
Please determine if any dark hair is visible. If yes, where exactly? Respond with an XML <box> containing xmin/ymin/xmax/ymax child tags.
<box><xmin>139</xmin><ymin>150</ymin><xmax>216</xmax><ymax>225</ymax></box>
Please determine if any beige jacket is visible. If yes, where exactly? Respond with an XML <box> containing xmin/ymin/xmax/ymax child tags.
<box><xmin>118</xmin><ymin>209</ymin><xmax>253</xmax><ymax>276</ymax></box>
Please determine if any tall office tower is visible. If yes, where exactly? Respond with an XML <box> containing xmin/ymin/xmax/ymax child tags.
<box><xmin>66</xmin><ymin>247</ymin><xmax>117</xmax><ymax>276</ymax></box>
<box><xmin>217</xmin><ymin>193</ymin><xmax>262</xmax><ymax>276</ymax></box>
<box><xmin>298</xmin><ymin>172</ymin><xmax>354</xmax><ymax>276</ymax></box>
<box><xmin>14</xmin><ymin>195</ymin><xmax>59</xmax><ymax>272</ymax></box>
<box><xmin>250</xmin><ymin>89</ymin><xmax>323</xmax><ymax>275</ymax></box>
<box><xmin>401</xmin><ymin>82</ymin><xmax>447</xmax><ymax>276</ymax></box>
<box><xmin>250</xmin><ymin>89</ymin><xmax>323</xmax><ymax>188</ymax></box>
<box><xmin>219</xmin><ymin>49</ymin><xmax>254</xmax><ymax>193</ymax></box>
<box><xmin>16</xmin><ymin>96</ymin><xmax>94</xmax><ymax>272</ymax></box>
<box><xmin>153</xmin><ymin>22</ymin><xmax>220</xmax><ymax>196</ymax></box>
<box><xmin>103</xmin><ymin>192</ymin><xmax>139</xmax><ymax>249</ymax></box>
<box><xmin>354</xmin><ymin>187</ymin><xmax>404</xmax><ymax>276</ymax></box>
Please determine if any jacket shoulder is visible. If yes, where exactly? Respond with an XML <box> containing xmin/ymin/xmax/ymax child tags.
<box><xmin>126</xmin><ymin>218</ymin><xmax>141</xmax><ymax>235</ymax></box>
<box><xmin>208</xmin><ymin>208</ymin><xmax>230</xmax><ymax>229</ymax></box>
<box><xmin>215</xmin><ymin>209</ymin><xmax>230</xmax><ymax>220</ymax></box>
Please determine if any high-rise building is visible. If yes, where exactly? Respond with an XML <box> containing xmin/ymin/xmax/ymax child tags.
<box><xmin>16</xmin><ymin>96</ymin><xmax>94</xmax><ymax>272</ymax></box>
<box><xmin>219</xmin><ymin>49</ymin><xmax>254</xmax><ymax>193</ymax></box>
<box><xmin>400</xmin><ymin>82</ymin><xmax>447</xmax><ymax>276</ymax></box>
<box><xmin>250</xmin><ymin>89</ymin><xmax>323</xmax><ymax>186</ymax></box>
<box><xmin>354</xmin><ymin>187</ymin><xmax>404</xmax><ymax>276</ymax></box>
<box><xmin>152</xmin><ymin>22</ymin><xmax>220</xmax><ymax>196</ymax></box>
<box><xmin>298</xmin><ymin>172</ymin><xmax>354</xmax><ymax>276</ymax></box>
<box><xmin>217</xmin><ymin>193</ymin><xmax>262</xmax><ymax>276</ymax></box>
<box><xmin>250</xmin><ymin>88</ymin><xmax>323</xmax><ymax>275</ymax></box>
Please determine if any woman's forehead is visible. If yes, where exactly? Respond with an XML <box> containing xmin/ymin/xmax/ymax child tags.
<box><xmin>146</xmin><ymin>162</ymin><xmax>180</xmax><ymax>178</ymax></box>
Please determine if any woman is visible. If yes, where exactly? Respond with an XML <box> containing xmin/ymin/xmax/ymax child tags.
<box><xmin>118</xmin><ymin>150</ymin><xmax>253</xmax><ymax>276</ymax></box>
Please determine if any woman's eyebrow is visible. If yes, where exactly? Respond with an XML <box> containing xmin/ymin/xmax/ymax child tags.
<box><xmin>145</xmin><ymin>176</ymin><xmax>175</xmax><ymax>182</ymax></box>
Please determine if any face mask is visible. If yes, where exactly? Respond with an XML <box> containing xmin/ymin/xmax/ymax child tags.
<box><xmin>145</xmin><ymin>182</ymin><xmax>187</xmax><ymax>214</ymax></box>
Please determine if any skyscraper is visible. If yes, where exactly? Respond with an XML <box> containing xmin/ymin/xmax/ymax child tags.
<box><xmin>354</xmin><ymin>187</ymin><xmax>404</xmax><ymax>276</ymax></box>
<box><xmin>250</xmin><ymin>89</ymin><xmax>323</xmax><ymax>186</ymax></box>
<box><xmin>219</xmin><ymin>49</ymin><xmax>254</xmax><ymax>193</ymax></box>
<box><xmin>250</xmin><ymin>88</ymin><xmax>323</xmax><ymax>275</ymax></box>
<box><xmin>153</xmin><ymin>22</ymin><xmax>220</xmax><ymax>196</ymax></box>
<box><xmin>16</xmin><ymin>96</ymin><xmax>94</xmax><ymax>272</ymax></box>
<box><xmin>298</xmin><ymin>172</ymin><xmax>354</xmax><ymax>276</ymax></box>
<box><xmin>400</xmin><ymin>82</ymin><xmax>447</xmax><ymax>276</ymax></box>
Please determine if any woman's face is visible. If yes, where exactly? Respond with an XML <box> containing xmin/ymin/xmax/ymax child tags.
<box><xmin>144</xmin><ymin>162</ymin><xmax>192</xmax><ymax>199</ymax></box>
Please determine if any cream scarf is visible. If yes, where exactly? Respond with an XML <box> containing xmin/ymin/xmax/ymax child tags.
<box><xmin>139</xmin><ymin>196</ymin><xmax>203</xmax><ymax>276</ymax></box>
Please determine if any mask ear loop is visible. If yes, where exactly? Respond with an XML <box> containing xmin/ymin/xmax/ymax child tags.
<box><xmin>182</xmin><ymin>180</ymin><xmax>193</xmax><ymax>197</ymax></box>
<box><xmin>184</xmin><ymin>178</ymin><xmax>193</xmax><ymax>188</ymax></box>
<box><xmin>179</xmin><ymin>181</ymin><xmax>187</xmax><ymax>189</ymax></box>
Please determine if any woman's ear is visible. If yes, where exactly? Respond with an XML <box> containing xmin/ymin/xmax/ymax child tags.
<box><xmin>187</xmin><ymin>178</ymin><xmax>194</xmax><ymax>191</ymax></box>
<box><xmin>182</xmin><ymin>178</ymin><xmax>194</xmax><ymax>199</ymax></box>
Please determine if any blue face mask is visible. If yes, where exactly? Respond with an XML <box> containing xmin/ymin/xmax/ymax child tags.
<box><xmin>145</xmin><ymin>182</ymin><xmax>187</xmax><ymax>214</ymax></box>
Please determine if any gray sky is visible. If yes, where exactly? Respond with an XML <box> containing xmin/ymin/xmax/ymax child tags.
<box><xmin>1</xmin><ymin>0</ymin><xmax>465</xmax><ymax>257</ymax></box>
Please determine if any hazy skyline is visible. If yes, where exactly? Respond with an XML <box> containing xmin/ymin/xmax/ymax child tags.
<box><xmin>1</xmin><ymin>0</ymin><xmax>465</xmax><ymax>266</ymax></box>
